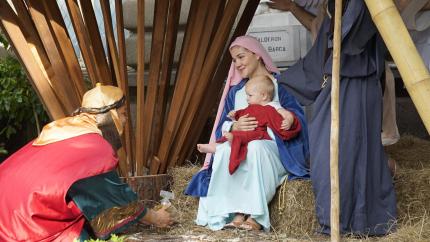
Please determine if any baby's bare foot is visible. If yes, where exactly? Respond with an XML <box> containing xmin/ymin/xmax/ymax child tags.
<box><xmin>197</xmin><ymin>143</ymin><xmax>216</xmax><ymax>153</ymax></box>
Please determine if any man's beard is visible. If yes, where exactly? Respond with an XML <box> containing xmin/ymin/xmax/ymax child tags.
<box><xmin>96</xmin><ymin>112</ymin><xmax>123</xmax><ymax>151</ymax></box>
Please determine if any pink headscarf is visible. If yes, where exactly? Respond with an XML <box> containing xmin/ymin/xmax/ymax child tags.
<box><xmin>202</xmin><ymin>35</ymin><xmax>280</xmax><ymax>168</ymax></box>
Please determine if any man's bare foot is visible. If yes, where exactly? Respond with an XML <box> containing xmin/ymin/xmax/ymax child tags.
<box><xmin>388</xmin><ymin>157</ymin><xmax>397</xmax><ymax>178</ymax></box>
<box><xmin>197</xmin><ymin>143</ymin><xmax>216</xmax><ymax>153</ymax></box>
<box><xmin>224</xmin><ymin>132</ymin><xmax>233</xmax><ymax>143</ymax></box>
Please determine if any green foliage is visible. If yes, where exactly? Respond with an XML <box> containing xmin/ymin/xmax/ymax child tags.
<box><xmin>73</xmin><ymin>234</ymin><xmax>126</xmax><ymax>242</ymax></box>
<box><xmin>0</xmin><ymin>55</ymin><xmax>48</xmax><ymax>145</ymax></box>
<box><xmin>0</xmin><ymin>33</ymin><xmax>8</xmax><ymax>49</ymax></box>
<box><xmin>0</xmin><ymin>144</ymin><xmax>7</xmax><ymax>155</ymax></box>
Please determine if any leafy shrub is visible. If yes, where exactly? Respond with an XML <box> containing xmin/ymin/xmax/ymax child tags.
<box><xmin>0</xmin><ymin>33</ymin><xmax>48</xmax><ymax>156</ymax></box>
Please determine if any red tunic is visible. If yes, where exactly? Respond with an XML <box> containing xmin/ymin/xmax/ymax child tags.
<box><xmin>0</xmin><ymin>133</ymin><xmax>117</xmax><ymax>242</ymax></box>
<box><xmin>217</xmin><ymin>104</ymin><xmax>301</xmax><ymax>174</ymax></box>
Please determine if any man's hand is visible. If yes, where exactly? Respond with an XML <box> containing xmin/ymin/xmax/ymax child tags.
<box><xmin>267</xmin><ymin>0</ymin><xmax>297</xmax><ymax>12</ymax></box>
<box><xmin>232</xmin><ymin>114</ymin><xmax>258</xmax><ymax>131</ymax></box>
<box><xmin>141</xmin><ymin>207</ymin><xmax>174</xmax><ymax>228</ymax></box>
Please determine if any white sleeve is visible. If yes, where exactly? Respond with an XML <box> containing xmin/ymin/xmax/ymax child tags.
<box><xmin>267</xmin><ymin>101</ymin><xmax>283</xmax><ymax>110</ymax></box>
<box><xmin>222</xmin><ymin>121</ymin><xmax>234</xmax><ymax>133</ymax></box>
<box><xmin>270</xmin><ymin>77</ymin><xmax>280</xmax><ymax>103</ymax></box>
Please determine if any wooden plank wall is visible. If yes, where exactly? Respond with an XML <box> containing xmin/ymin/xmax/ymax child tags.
<box><xmin>0</xmin><ymin>0</ymin><xmax>259</xmax><ymax>175</ymax></box>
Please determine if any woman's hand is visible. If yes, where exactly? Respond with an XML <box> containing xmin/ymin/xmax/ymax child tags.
<box><xmin>267</xmin><ymin>0</ymin><xmax>297</xmax><ymax>12</ymax></box>
<box><xmin>232</xmin><ymin>114</ymin><xmax>258</xmax><ymax>131</ymax></box>
<box><xmin>141</xmin><ymin>207</ymin><xmax>174</xmax><ymax>228</ymax></box>
<box><xmin>278</xmin><ymin>109</ymin><xmax>295</xmax><ymax>130</ymax></box>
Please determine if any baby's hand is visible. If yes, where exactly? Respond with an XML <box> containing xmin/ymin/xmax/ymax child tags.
<box><xmin>228</xmin><ymin>110</ymin><xmax>237</xmax><ymax>120</ymax></box>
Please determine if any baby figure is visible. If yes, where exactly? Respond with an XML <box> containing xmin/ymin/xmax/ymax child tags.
<box><xmin>199</xmin><ymin>75</ymin><xmax>301</xmax><ymax>174</ymax></box>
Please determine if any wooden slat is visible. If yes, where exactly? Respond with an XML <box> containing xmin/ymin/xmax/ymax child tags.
<box><xmin>155</xmin><ymin>0</ymin><xmax>210</xmax><ymax>174</ymax></box>
<box><xmin>65</xmin><ymin>0</ymin><xmax>102</xmax><ymax>86</ymax></box>
<box><xmin>180</xmin><ymin>0</ymin><xmax>260</xmax><ymax>163</ymax></box>
<box><xmin>27</xmin><ymin>0</ymin><xmax>80</xmax><ymax>114</ymax></box>
<box><xmin>116</xmin><ymin>0</ymin><xmax>135</xmax><ymax>175</ymax></box>
<box><xmin>135</xmin><ymin>0</ymin><xmax>146</xmax><ymax>175</ymax></box>
<box><xmin>79</xmin><ymin>0</ymin><xmax>112</xmax><ymax>85</ymax></box>
<box><xmin>163</xmin><ymin>0</ymin><xmax>243</xmax><ymax>172</ymax></box>
<box><xmin>151</xmin><ymin>0</ymin><xmax>181</xmax><ymax>157</ymax></box>
<box><xmin>11</xmin><ymin>0</ymin><xmax>50</xmax><ymax>68</ymax></box>
<box><xmin>141</xmin><ymin>0</ymin><xmax>170</xmax><ymax>172</ymax></box>
<box><xmin>165</xmin><ymin>0</ymin><xmax>224</xmax><ymax>167</ymax></box>
<box><xmin>11</xmin><ymin>0</ymin><xmax>67</xmax><ymax>112</ymax></box>
<box><xmin>43</xmin><ymin>1</ymin><xmax>86</xmax><ymax>99</ymax></box>
<box><xmin>100</xmin><ymin>0</ymin><xmax>122</xmax><ymax>86</ymax></box>
<box><xmin>179</xmin><ymin>0</ymin><xmax>223</xmax><ymax>125</ymax></box>
<box><xmin>99</xmin><ymin>0</ymin><xmax>132</xmax><ymax>175</ymax></box>
<box><xmin>0</xmin><ymin>0</ymin><xmax>65</xmax><ymax>119</ymax></box>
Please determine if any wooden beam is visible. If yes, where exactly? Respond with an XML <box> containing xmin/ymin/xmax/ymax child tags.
<box><xmin>166</xmin><ymin>0</ymin><xmax>225</xmax><ymax>168</ymax></box>
<box><xmin>141</xmin><ymin>0</ymin><xmax>170</xmax><ymax>172</ymax></box>
<box><xmin>180</xmin><ymin>0</ymin><xmax>259</xmax><ymax>163</ymax></box>
<box><xmin>151</xmin><ymin>0</ymin><xmax>181</xmax><ymax>160</ymax></box>
<box><xmin>162</xmin><ymin>0</ymin><xmax>243</xmax><ymax>172</ymax></box>
<box><xmin>79</xmin><ymin>0</ymin><xmax>112</xmax><ymax>85</ymax></box>
<box><xmin>156</xmin><ymin>0</ymin><xmax>210</xmax><ymax>174</ymax></box>
<box><xmin>43</xmin><ymin>1</ymin><xmax>86</xmax><ymax>99</ymax></box>
<box><xmin>0</xmin><ymin>0</ymin><xmax>65</xmax><ymax>119</ymax></box>
<box><xmin>65</xmin><ymin>0</ymin><xmax>102</xmax><ymax>86</ymax></box>
<box><xmin>116</xmin><ymin>0</ymin><xmax>135</xmax><ymax>175</ymax></box>
<box><xmin>26</xmin><ymin>0</ymin><xmax>81</xmax><ymax>114</ymax></box>
<box><xmin>11</xmin><ymin>0</ymin><xmax>50</xmax><ymax>68</ymax></box>
<box><xmin>100</xmin><ymin>0</ymin><xmax>123</xmax><ymax>87</ymax></box>
<box><xmin>135</xmin><ymin>0</ymin><xmax>146</xmax><ymax>175</ymax></box>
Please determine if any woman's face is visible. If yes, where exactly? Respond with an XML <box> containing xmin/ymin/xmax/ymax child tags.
<box><xmin>230</xmin><ymin>46</ymin><xmax>260</xmax><ymax>78</ymax></box>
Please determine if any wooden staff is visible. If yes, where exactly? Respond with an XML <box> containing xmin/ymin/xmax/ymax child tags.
<box><xmin>364</xmin><ymin>0</ymin><xmax>430</xmax><ymax>135</ymax></box>
<box><xmin>330</xmin><ymin>0</ymin><xmax>342</xmax><ymax>241</ymax></box>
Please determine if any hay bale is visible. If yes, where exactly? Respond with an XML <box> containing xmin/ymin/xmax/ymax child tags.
<box><xmin>167</xmin><ymin>165</ymin><xmax>201</xmax><ymax>235</ymax></box>
<box><xmin>394</xmin><ymin>168</ymin><xmax>430</xmax><ymax>224</ymax></box>
<box><xmin>269</xmin><ymin>179</ymin><xmax>319</xmax><ymax>237</ymax></box>
<box><xmin>385</xmin><ymin>135</ymin><xmax>430</xmax><ymax>170</ymax></box>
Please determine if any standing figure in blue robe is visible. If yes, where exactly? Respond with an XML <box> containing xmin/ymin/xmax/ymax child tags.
<box><xmin>275</xmin><ymin>0</ymin><xmax>397</xmax><ymax>236</ymax></box>
<box><xmin>185</xmin><ymin>36</ymin><xmax>310</xmax><ymax>231</ymax></box>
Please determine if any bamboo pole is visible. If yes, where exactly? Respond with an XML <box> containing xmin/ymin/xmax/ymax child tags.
<box><xmin>364</xmin><ymin>0</ymin><xmax>430</xmax><ymax>134</ymax></box>
<box><xmin>330</xmin><ymin>0</ymin><xmax>342</xmax><ymax>241</ymax></box>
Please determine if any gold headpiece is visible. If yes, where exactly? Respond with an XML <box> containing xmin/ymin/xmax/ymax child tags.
<box><xmin>33</xmin><ymin>84</ymin><xmax>126</xmax><ymax>146</ymax></box>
